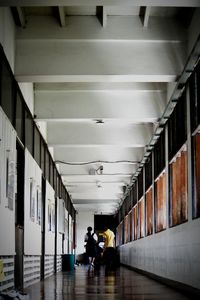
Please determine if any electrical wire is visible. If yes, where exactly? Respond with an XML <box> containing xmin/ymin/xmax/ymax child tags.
<box><xmin>55</xmin><ymin>160</ymin><xmax>139</xmax><ymax>165</ymax></box>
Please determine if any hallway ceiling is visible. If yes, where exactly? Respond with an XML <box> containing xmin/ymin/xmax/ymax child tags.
<box><xmin>6</xmin><ymin>0</ymin><xmax>199</xmax><ymax>214</ymax></box>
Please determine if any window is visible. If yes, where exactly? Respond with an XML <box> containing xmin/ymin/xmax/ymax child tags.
<box><xmin>0</xmin><ymin>58</ymin><xmax>14</xmax><ymax>124</ymax></box>
<box><xmin>146</xmin><ymin>187</ymin><xmax>153</xmax><ymax>236</ymax></box>
<box><xmin>53</xmin><ymin>166</ymin><xmax>58</xmax><ymax>191</ymax></box>
<box><xmin>168</xmin><ymin>92</ymin><xmax>187</xmax><ymax>161</ymax></box>
<box><xmin>49</xmin><ymin>157</ymin><xmax>54</xmax><ymax>187</ymax></box>
<box><xmin>45</xmin><ymin>150</ymin><xmax>50</xmax><ymax>182</ymax></box>
<box><xmin>132</xmin><ymin>183</ymin><xmax>137</xmax><ymax>207</ymax></box>
<box><xmin>189</xmin><ymin>63</ymin><xmax>200</xmax><ymax>134</ymax></box>
<box><xmin>40</xmin><ymin>139</ymin><xmax>45</xmax><ymax>174</ymax></box>
<box><xmin>25</xmin><ymin>109</ymin><xmax>33</xmax><ymax>154</ymax></box>
<box><xmin>15</xmin><ymin>88</ymin><xmax>24</xmax><ymax>143</ymax></box>
<box><xmin>34</xmin><ymin>125</ymin><xmax>41</xmax><ymax>166</ymax></box>
<box><xmin>155</xmin><ymin>171</ymin><xmax>167</xmax><ymax>232</ymax></box>
<box><xmin>169</xmin><ymin>146</ymin><xmax>188</xmax><ymax>226</ymax></box>
<box><xmin>145</xmin><ymin>153</ymin><xmax>152</xmax><ymax>191</ymax></box>
<box><xmin>154</xmin><ymin>130</ymin><xmax>165</xmax><ymax>179</ymax></box>
<box><xmin>138</xmin><ymin>169</ymin><xmax>143</xmax><ymax>200</ymax></box>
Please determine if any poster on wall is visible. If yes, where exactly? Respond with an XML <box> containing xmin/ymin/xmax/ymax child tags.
<box><xmin>30</xmin><ymin>178</ymin><xmax>36</xmax><ymax>222</ymax></box>
<box><xmin>6</xmin><ymin>150</ymin><xmax>15</xmax><ymax>211</ymax></box>
<box><xmin>48</xmin><ymin>199</ymin><xmax>51</xmax><ymax>231</ymax></box>
<box><xmin>58</xmin><ymin>199</ymin><xmax>65</xmax><ymax>233</ymax></box>
<box><xmin>36</xmin><ymin>187</ymin><xmax>41</xmax><ymax>225</ymax></box>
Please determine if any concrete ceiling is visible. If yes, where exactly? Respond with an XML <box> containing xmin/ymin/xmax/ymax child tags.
<box><xmin>7</xmin><ymin>1</ymin><xmax>200</xmax><ymax>214</ymax></box>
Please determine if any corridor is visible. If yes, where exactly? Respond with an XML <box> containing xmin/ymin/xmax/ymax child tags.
<box><xmin>26</xmin><ymin>266</ymin><xmax>193</xmax><ymax>300</ymax></box>
<box><xmin>0</xmin><ymin>2</ymin><xmax>200</xmax><ymax>298</ymax></box>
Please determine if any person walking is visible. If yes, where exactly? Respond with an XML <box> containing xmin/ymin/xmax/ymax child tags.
<box><xmin>101</xmin><ymin>227</ymin><xmax>116</xmax><ymax>269</ymax></box>
<box><xmin>84</xmin><ymin>226</ymin><xmax>98</xmax><ymax>267</ymax></box>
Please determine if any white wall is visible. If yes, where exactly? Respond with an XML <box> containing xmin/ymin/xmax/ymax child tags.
<box><xmin>57</xmin><ymin>198</ymin><xmax>65</xmax><ymax>255</ymax></box>
<box><xmin>24</xmin><ymin>149</ymin><xmax>42</xmax><ymax>255</ymax></box>
<box><xmin>120</xmin><ymin>218</ymin><xmax>200</xmax><ymax>290</ymax></box>
<box><xmin>45</xmin><ymin>181</ymin><xmax>55</xmax><ymax>255</ymax></box>
<box><xmin>0</xmin><ymin>7</ymin><xmax>15</xmax><ymax>72</ymax></box>
<box><xmin>76</xmin><ymin>211</ymin><xmax>94</xmax><ymax>255</ymax></box>
<box><xmin>0</xmin><ymin>108</ymin><xmax>16</xmax><ymax>255</ymax></box>
<box><xmin>18</xmin><ymin>83</ymin><xmax>34</xmax><ymax>115</ymax></box>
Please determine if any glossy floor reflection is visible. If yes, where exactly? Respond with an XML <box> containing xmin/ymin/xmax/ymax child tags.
<box><xmin>26</xmin><ymin>265</ymin><xmax>194</xmax><ymax>300</ymax></box>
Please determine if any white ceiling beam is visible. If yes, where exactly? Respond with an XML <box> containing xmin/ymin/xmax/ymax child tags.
<box><xmin>71</xmin><ymin>193</ymin><xmax>122</xmax><ymax>200</ymax></box>
<box><xmin>102</xmin><ymin>6</ymin><xmax>107</xmax><ymax>27</ymax></box>
<box><xmin>16</xmin><ymin>6</ymin><xmax>26</xmax><ymax>28</ymax></box>
<box><xmin>54</xmin><ymin>147</ymin><xmax>144</xmax><ymax>163</ymax></box>
<box><xmin>2</xmin><ymin>1</ymin><xmax>200</xmax><ymax>7</ymax></box>
<box><xmin>16</xmin><ymin>16</ymin><xmax>185</xmax><ymax>42</ymax></box>
<box><xmin>140</xmin><ymin>6</ymin><xmax>151</xmax><ymax>27</ymax></box>
<box><xmin>35</xmin><ymin>90</ymin><xmax>166</xmax><ymax>122</ymax></box>
<box><xmin>59</xmin><ymin>164</ymin><xmax>138</xmax><ymax>176</ymax></box>
<box><xmin>35</xmin><ymin>82</ymin><xmax>166</xmax><ymax>91</ymax></box>
<box><xmin>63</xmin><ymin>174</ymin><xmax>131</xmax><ymax>183</ymax></box>
<box><xmin>47</xmin><ymin>123</ymin><xmax>153</xmax><ymax>147</ymax></box>
<box><xmin>96</xmin><ymin>6</ymin><xmax>107</xmax><ymax>27</ymax></box>
<box><xmin>72</xmin><ymin>199</ymin><xmax>120</xmax><ymax>204</ymax></box>
<box><xmin>15</xmin><ymin>40</ymin><xmax>186</xmax><ymax>83</ymax></box>
<box><xmin>58</xmin><ymin>6</ymin><xmax>66</xmax><ymax>27</ymax></box>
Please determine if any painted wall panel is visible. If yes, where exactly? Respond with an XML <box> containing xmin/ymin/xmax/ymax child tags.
<box><xmin>120</xmin><ymin>218</ymin><xmax>200</xmax><ymax>290</ymax></box>
<box><xmin>194</xmin><ymin>133</ymin><xmax>200</xmax><ymax>217</ymax></box>
<box><xmin>146</xmin><ymin>187</ymin><xmax>153</xmax><ymax>236</ymax></box>
<box><xmin>24</xmin><ymin>149</ymin><xmax>42</xmax><ymax>255</ymax></box>
<box><xmin>124</xmin><ymin>215</ymin><xmax>129</xmax><ymax>244</ymax></box>
<box><xmin>45</xmin><ymin>181</ymin><xmax>55</xmax><ymax>255</ymax></box>
<box><xmin>0</xmin><ymin>108</ymin><xmax>16</xmax><ymax>255</ymax></box>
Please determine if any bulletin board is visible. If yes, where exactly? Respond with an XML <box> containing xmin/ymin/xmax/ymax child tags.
<box><xmin>146</xmin><ymin>187</ymin><xmax>153</xmax><ymax>236</ymax></box>
<box><xmin>170</xmin><ymin>146</ymin><xmax>188</xmax><ymax>226</ymax></box>
<box><xmin>155</xmin><ymin>171</ymin><xmax>166</xmax><ymax>232</ymax></box>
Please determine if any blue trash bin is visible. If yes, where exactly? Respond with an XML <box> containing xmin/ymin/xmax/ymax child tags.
<box><xmin>62</xmin><ymin>254</ymin><xmax>75</xmax><ymax>271</ymax></box>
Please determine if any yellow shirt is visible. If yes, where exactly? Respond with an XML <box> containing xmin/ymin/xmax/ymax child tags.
<box><xmin>102</xmin><ymin>229</ymin><xmax>115</xmax><ymax>248</ymax></box>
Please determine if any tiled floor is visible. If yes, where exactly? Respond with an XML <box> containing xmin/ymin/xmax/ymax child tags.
<box><xmin>26</xmin><ymin>266</ymin><xmax>195</xmax><ymax>300</ymax></box>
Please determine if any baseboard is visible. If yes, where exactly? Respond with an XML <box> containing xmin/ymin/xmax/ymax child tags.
<box><xmin>121</xmin><ymin>263</ymin><xmax>200</xmax><ymax>298</ymax></box>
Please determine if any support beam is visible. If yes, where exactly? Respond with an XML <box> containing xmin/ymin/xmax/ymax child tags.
<box><xmin>58</xmin><ymin>6</ymin><xmax>66</xmax><ymax>27</ymax></box>
<box><xmin>140</xmin><ymin>6</ymin><xmax>151</xmax><ymax>27</ymax></box>
<box><xmin>35</xmin><ymin>90</ymin><xmax>166</xmax><ymax>122</ymax></box>
<box><xmin>72</xmin><ymin>199</ymin><xmax>120</xmax><ymax>204</ymax></box>
<box><xmin>15</xmin><ymin>39</ymin><xmax>186</xmax><ymax>82</ymax></box>
<box><xmin>47</xmin><ymin>123</ymin><xmax>153</xmax><ymax>147</ymax></box>
<box><xmin>11</xmin><ymin>6</ymin><xmax>26</xmax><ymax>27</ymax></box>
<box><xmin>59</xmin><ymin>164</ymin><xmax>138</xmax><ymax>176</ymax></box>
<box><xmin>1</xmin><ymin>1</ymin><xmax>200</xmax><ymax>8</ymax></box>
<box><xmin>96</xmin><ymin>6</ymin><xmax>107</xmax><ymax>27</ymax></box>
<box><xmin>16</xmin><ymin>16</ymin><xmax>185</xmax><ymax>43</ymax></box>
<box><xmin>16</xmin><ymin>6</ymin><xmax>26</xmax><ymax>27</ymax></box>
<box><xmin>54</xmin><ymin>147</ymin><xmax>144</xmax><ymax>164</ymax></box>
